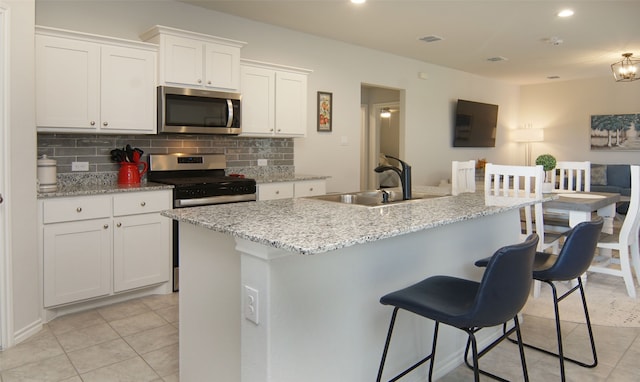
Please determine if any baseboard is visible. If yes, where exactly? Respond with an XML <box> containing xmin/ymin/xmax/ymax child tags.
<box><xmin>12</xmin><ymin>317</ymin><xmax>43</xmax><ymax>346</ymax></box>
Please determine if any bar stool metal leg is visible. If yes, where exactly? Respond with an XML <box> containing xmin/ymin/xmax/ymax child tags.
<box><xmin>376</xmin><ymin>307</ymin><xmax>438</xmax><ymax>382</ymax></box>
<box><xmin>463</xmin><ymin>316</ymin><xmax>529</xmax><ymax>382</ymax></box>
<box><xmin>523</xmin><ymin>279</ymin><xmax>597</xmax><ymax>381</ymax></box>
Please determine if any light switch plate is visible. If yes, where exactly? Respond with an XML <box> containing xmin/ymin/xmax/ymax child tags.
<box><xmin>71</xmin><ymin>161</ymin><xmax>89</xmax><ymax>171</ymax></box>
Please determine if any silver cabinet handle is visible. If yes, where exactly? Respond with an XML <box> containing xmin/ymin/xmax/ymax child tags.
<box><xmin>76</xmin><ymin>207</ymin><xmax>82</xmax><ymax>213</ymax></box>
<box><xmin>197</xmin><ymin>79</ymin><xmax>202</xmax><ymax>84</ymax></box>
<box><xmin>207</xmin><ymin>80</ymin><xmax>212</xmax><ymax>85</ymax></box>
<box><xmin>103</xmin><ymin>224</ymin><xmax>109</xmax><ymax>229</ymax></box>
<box><xmin>103</xmin><ymin>121</ymin><xmax>108</xmax><ymax>126</ymax></box>
<box><xmin>0</xmin><ymin>193</ymin><xmax>3</xmax><ymax>204</ymax></box>
<box><xmin>309</xmin><ymin>188</ymin><xmax>314</xmax><ymax>192</ymax></box>
<box><xmin>275</xmin><ymin>190</ymin><xmax>280</xmax><ymax>195</ymax></box>
<box><xmin>116</xmin><ymin>222</ymin><xmax>122</xmax><ymax>228</ymax></box>
<box><xmin>140</xmin><ymin>201</ymin><xmax>146</xmax><ymax>207</ymax></box>
<box><xmin>90</xmin><ymin>121</ymin><xmax>96</xmax><ymax>126</ymax></box>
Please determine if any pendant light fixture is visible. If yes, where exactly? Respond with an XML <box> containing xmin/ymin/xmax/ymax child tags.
<box><xmin>611</xmin><ymin>53</ymin><xmax>639</xmax><ymax>82</ymax></box>
<box><xmin>380</xmin><ymin>108</ymin><xmax>391</xmax><ymax>118</ymax></box>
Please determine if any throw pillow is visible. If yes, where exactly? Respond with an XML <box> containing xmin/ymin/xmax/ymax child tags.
<box><xmin>607</xmin><ymin>164</ymin><xmax>631</xmax><ymax>189</ymax></box>
<box><xmin>591</xmin><ymin>164</ymin><xmax>607</xmax><ymax>186</ymax></box>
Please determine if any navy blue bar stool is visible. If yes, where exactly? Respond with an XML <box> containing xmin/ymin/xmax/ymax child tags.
<box><xmin>475</xmin><ymin>216</ymin><xmax>603</xmax><ymax>382</ymax></box>
<box><xmin>376</xmin><ymin>234</ymin><xmax>539</xmax><ymax>382</ymax></box>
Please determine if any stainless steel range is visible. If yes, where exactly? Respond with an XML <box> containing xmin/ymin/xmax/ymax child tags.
<box><xmin>147</xmin><ymin>153</ymin><xmax>256</xmax><ymax>291</ymax></box>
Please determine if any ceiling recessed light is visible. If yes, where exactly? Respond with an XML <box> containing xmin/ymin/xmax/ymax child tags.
<box><xmin>351</xmin><ymin>0</ymin><xmax>366</xmax><ymax>4</ymax></box>
<box><xmin>547</xmin><ymin>75</ymin><xmax>561</xmax><ymax>80</ymax></box>
<box><xmin>487</xmin><ymin>56</ymin><xmax>508</xmax><ymax>62</ymax></box>
<box><xmin>558</xmin><ymin>9</ymin><xmax>574</xmax><ymax>17</ymax></box>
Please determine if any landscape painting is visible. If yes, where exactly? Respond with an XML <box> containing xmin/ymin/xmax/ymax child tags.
<box><xmin>591</xmin><ymin>113</ymin><xmax>640</xmax><ymax>150</ymax></box>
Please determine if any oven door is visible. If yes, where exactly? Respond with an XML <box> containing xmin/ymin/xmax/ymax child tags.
<box><xmin>158</xmin><ymin>86</ymin><xmax>241</xmax><ymax>135</ymax></box>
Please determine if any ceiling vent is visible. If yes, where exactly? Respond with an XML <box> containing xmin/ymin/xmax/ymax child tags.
<box><xmin>419</xmin><ymin>35</ymin><xmax>444</xmax><ymax>43</ymax></box>
<box><xmin>486</xmin><ymin>56</ymin><xmax>508</xmax><ymax>62</ymax></box>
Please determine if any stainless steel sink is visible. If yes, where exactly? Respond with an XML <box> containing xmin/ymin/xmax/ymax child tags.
<box><xmin>304</xmin><ymin>190</ymin><xmax>446</xmax><ymax>207</ymax></box>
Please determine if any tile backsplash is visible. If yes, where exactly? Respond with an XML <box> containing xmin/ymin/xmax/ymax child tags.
<box><xmin>37</xmin><ymin>133</ymin><xmax>295</xmax><ymax>182</ymax></box>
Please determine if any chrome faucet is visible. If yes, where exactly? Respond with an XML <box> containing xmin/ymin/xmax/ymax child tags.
<box><xmin>374</xmin><ymin>155</ymin><xmax>412</xmax><ymax>200</ymax></box>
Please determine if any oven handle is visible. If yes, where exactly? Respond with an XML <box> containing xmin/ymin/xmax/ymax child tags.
<box><xmin>175</xmin><ymin>194</ymin><xmax>256</xmax><ymax>208</ymax></box>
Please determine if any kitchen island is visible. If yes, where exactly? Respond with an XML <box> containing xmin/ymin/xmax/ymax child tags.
<box><xmin>162</xmin><ymin>189</ymin><xmax>543</xmax><ymax>382</ymax></box>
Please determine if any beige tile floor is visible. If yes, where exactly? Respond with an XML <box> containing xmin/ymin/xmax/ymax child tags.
<box><xmin>0</xmin><ymin>290</ymin><xmax>638</xmax><ymax>381</ymax></box>
<box><xmin>0</xmin><ymin>293</ymin><xmax>179</xmax><ymax>382</ymax></box>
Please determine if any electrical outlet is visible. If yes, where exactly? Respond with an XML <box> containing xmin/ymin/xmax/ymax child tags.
<box><xmin>71</xmin><ymin>161</ymin><xmax>89</xmax><ymax>171</ymax></box>
<box><xmin>244</xmin><ymin>285</ymin><xmax>259</xmax><ymax>324</ymax></box>
<box><xmin>258</xmin><ymin>159</ymin><xmax>268</xmax><ymax>166</ymax></box>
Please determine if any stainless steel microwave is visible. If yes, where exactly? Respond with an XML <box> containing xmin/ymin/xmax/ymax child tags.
<box><xmin>157</xmin><ymin>86</ymin><xmax>241</xmax><ymax>135</ymax></box>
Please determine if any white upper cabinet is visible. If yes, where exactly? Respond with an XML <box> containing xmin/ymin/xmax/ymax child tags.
<box><xmin>35</xmin><ymin>26</ymin><xmax>157</xmax><ymax>134</ymax></box>
<box><xmin>141</xmin><ymin>25</ymin><xmax>246</xmax><ymax>91</ymax></box>
<box><xmin>240</xmin><ymin>60</ymin><xmax>312</xmax><ymax>137</ymax></box>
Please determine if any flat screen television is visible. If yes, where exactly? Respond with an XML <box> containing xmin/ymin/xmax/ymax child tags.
<box><xmin>453</xmin><ymin>99</ymin><xmax>498</xmax><ymax>147</ymax></box>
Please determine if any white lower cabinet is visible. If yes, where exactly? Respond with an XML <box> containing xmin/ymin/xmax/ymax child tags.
<box><xmin>43</xmin><ymin>218</ymin><xmax>112</xmax><ymax>307</ymax></box>
<box><xmin>41</xmin><ymin>190</ymin><xmax>171</xmax><ymax>308</ymax></box>
<box><xmin>257</xmin><ymin>179</ymin><xmax>326</xmax><ymax>201</ymax></box>
<box><xmin>113</xmin><ymin>212</ymin><xmax>169</xmax><ymax>293</ymax></box>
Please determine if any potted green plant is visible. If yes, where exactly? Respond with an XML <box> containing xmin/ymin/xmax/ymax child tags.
<box><xmin>535</xmin><ymin>154</ymin><xmax>556</xmax><ymax>192</ymax></box>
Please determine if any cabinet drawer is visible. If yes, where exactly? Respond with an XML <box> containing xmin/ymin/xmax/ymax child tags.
<box><xmin>43</xmin><ymin>195</ymin><xmax>112</xmax><ymax>224</ymax></box>
<box><xmin>257</xmin><ymin>183</ymin><xmax>294</xmax><ymax>200</ymax></box>
<box><xmin>294</xmin><ymin>180</ymin><xmax>326</xmax><ymax>197</ymax></box>
<box><xmin>113</xmin><ymin>191</ymin><xmax>171</xmax><ymax>216</ymax></box>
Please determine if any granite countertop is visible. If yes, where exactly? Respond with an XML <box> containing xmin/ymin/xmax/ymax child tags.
<box><xmin>37</xmin><ymin>182</ymin><xmax>173</xmax><ymax>199</ymax></box>
<box><xmin>253</xmin><ymin>174</ymin><xmax>331</xmax><ymax>184</ymax></box>
<box><xmin>162</xmin><ymin>188</ymin><xmax>547</xmax><ymax>255</ymax></box>
<box><xmin>36</xmin><ymin>172</ymin><xmax>329</xmax><ymax>198</ymax></box>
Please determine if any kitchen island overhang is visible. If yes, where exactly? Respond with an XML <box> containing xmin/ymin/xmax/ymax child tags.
<box><xmin>162</xmin><ymin>190</ymin><xmax>548</xmax><ymax>382</ymax></box>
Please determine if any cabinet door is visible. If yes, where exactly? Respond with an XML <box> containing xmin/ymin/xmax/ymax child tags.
<box><xmin>36</xmin><ymin>35</ymin><xmax>100</xmax><ymax>130</ymax></box>
<box><xmin>113</xmin><ymin>213</ymin><xmax>170</xmax><ymax>292</ymax></box>
<box><xmin>204</xmin><ymin>43</ymin><xmax>240</xmax><ymax>91</ymax></box>
<box><xmin>163</xmin><ymin>35</ymin><xmax>203</xmax><ymax>87</ymax></box>
<box><xmin>240</xmin><ymin>65</ymin><xmax>275</xmax><ymax>136</ymax></box>
<box><xmin>275</xmin><ymin>71</ymin><xmax>307</xmax><ymax>136</ymax></box>
<box><xmin>100</xmin><ymin>45</ymin><xmax>157</xmax><ymax>133</ymax></box>
<box><xmin>43</xmin><ymin>219</ymin><xmax>112</xmax><ymax>307</ymax></box>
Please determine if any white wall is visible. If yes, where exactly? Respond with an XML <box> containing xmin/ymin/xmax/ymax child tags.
<box><xmin>35</xmin><ymin>0</ymin><xmax>521</xmax><ymax>192</ymax></box>
<box><xmin>7</xmin><ymin>0</ymin><xmax>40</xmax><ymax>344</ymax></box>
<box><xmin>520</xmin><ymin>77</ymin><xmax>640</xmax><ymax>166</ymax></box>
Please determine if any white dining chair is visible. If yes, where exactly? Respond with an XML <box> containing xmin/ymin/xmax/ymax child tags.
<box><xmin>588</xmin><ymin>165</ymin><xmax>640</xmax><ymax>298</ymax></box>
<box><xmin>545</xmin><ymin>161</ymin><xmax>591</xmax><ymax>233</ymax></box>
<box><xmin>485</xmin><ymin>163</ymin><xmax>563</xmax><ymax>297</ymax></box>
<box><xmin>551</xmin><ymin>161</ymin><xmax>591</xmax><ymax>192</ymax></box>
<box><xmin>484</xmin><ymin>163</ymin><xmax>561</xmax><ymax>250</ymax></box>
<box><xmin>451</xmin><ymin>160</ymin><xmax>476</xmax><ymax>196</ymax></box>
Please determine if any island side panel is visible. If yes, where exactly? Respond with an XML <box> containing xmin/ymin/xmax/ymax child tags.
<box><xmin>179</xmin><ymin>225</ymin><xmax>241</xmax><ymax>382</ymax></box>
<box><xmin>237</xmin><ymin>209</ymin><xmax>521</xmax><ymax>382</ymax></box>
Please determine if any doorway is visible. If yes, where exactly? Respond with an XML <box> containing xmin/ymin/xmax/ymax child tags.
<box><xmin>360</xmin><ymin>84</ymin><xmax>402</xmax><ymax>190</ymax></box>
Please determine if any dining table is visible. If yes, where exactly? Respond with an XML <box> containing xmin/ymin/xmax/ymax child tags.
<box><xmin>543</xmin><ymin>191</ymin><xmax>620</xmax><ymax>234</ymax></box>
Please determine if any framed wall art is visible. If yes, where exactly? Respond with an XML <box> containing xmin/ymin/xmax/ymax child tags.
<box><xmin>317</xmin><ymin>91</ymin><xmax>332</xmax><ymax>132</ymax></box>
<box><xmin>591</xmin><ymin>113</ymin><xmax>640</xmax><ymax>150</ymax></box>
